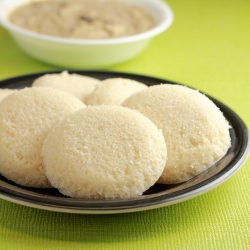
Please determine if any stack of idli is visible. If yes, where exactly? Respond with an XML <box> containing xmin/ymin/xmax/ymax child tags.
<box><xmin>0</xmin><ymin>72</ymin><xmax>231</xmax><ymax>199</ymax></box>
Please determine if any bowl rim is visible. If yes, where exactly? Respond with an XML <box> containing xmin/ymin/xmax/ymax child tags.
<box><xmin>0</xmin><ymin>0</ymin><xmax>174</xmax><ymax>45</ymax></box>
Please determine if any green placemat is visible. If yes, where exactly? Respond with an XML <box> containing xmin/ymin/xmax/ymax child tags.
<box><xmin>0</xmin><ymin>0</ymin><xmax>249</xmax><ymax>249</ymax></box>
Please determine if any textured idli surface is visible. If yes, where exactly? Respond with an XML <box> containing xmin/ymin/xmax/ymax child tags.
<box><xmin>85</xmin><ymin>78</ymin><xmax>147</xmax><ymax>105</ymax></box>
<box><xmin>0</xmin><ymin>87</ymin><xmax>85</xmax><ymax>188</ymax></box>
<box><xmin>123</xmin><ymin>84</ymin><xmax>231</xmax><ymax>184</ymax></box>
<box><xmin>32</xmin><ymin>71</ymin><xmax>100</xmax><ymax>100</ymax></box>
<box><xmin>42</xmin><ymin>106</ymin><xmax>167</xmax><ymax>199</ymax></box>
<box><xmin>0</xmin><ymin>89</ymin><xmax>16</xmax><ymax>102</ymax></box>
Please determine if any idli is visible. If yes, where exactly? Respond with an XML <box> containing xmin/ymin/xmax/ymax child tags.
<box><xmin>123</xmin><ymin>84</ymin><xmax>231</xmax><ymax>184</ymax></box>
<box><xmin>0</xmin><ymin>87</ymin><xmax>85</xmax><ymax>188</ymax></box>
<box><xmin>85</xmin><ymin>78</ymin><xmax>147</xmax><ymax>105</ymax></box>
<box><xmin>32</xmin><ymin>71</ymin><xmax>100</xmax><ymax>101</ymax></box>
<box><xmin>42</xmin><ymin>106</ymin><xmax>167</xmax><ymax>199</ymax></box>
<box><xmin>0</xmin><ymin>89</ymin><xmax>16</xmax><ymax>102</ymax></box>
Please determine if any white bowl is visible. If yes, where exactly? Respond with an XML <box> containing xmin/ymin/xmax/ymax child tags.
<box><xmin>0</xmin><ymin>0</ymin><xmax>173</xmax><ymax>69</ymax></box>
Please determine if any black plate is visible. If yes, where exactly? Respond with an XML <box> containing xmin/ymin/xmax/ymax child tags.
<box><xmin>0</xmin><ymin>71</ymin><xmax>249</xmax><ymax>214</ymax></box>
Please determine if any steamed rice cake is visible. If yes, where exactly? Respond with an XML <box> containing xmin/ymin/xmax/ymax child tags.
<box><xmin>42</xmin><ymin>106</ymin><xmax>167</xmax><ymax>199</ymax></box>
<box><xmin>123</xmin><ymin>84</ymin><xmax>231</xmax><ymax>184</ymax></box>
<box><xmin>0</xmin><ymin>87</ymin><xmax>85</xmax><ymax>188</ymax></box>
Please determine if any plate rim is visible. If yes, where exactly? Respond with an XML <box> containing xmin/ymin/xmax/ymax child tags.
<box><xmin>0</xmin><ymin>70</ymin><xmax>249</xmax><ymax>214</ymax></box>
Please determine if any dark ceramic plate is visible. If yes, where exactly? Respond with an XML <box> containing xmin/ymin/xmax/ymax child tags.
<box><xmin>0</xmin><ymin>71</ymin><xmax>249</xmax><ymax>214</ymax></box>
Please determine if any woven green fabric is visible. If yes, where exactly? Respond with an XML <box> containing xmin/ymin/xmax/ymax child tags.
<box><xmin>0</xmin><ymin>0</ymin><xmax>249</xmax><ymax>249</ymax></box>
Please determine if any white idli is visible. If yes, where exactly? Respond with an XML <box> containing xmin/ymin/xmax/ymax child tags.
<box><xmin>123</xmin><ymin>84</ymin><xmax>231</xmax><ymax>184</ymax></box>
<box><xmin>0</xmin><ymin>87</ymin><xmax>85</xmax><ymax>188</ymax></box>
<box><xmin>42</xmin><ymin>106</ymin><xmax>167</xmax><ymax>199</ymax></box>
<box><xmin>85</xmin><ymin>78</ymin><xmax>147</xmax><ymax>105</ymax></box>
<box><xmin>32</xmin><ymin>71</ymin><xmax>100</xmax><ymax>100</ymax></box>
<box><xmin>0</xmin><ymin>89</ymin><xmax>16</xmax><ymax>102</ymax></box>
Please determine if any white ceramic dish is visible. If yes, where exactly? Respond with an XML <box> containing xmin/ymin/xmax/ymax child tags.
<box><xmin>0</xmin><ymin>0</ymin><xmax>173</xmax><ymax>68</ymax></box>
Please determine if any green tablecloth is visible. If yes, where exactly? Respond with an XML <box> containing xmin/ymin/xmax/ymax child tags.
<box><xmin>0</xmin><ymin>0</ymin><xmax>249</xmax><ymax>249</ymax></box>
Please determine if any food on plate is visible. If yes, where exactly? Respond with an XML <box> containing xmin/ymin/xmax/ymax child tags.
<box><xmin>123</xmin><ymin>84</ymin><xmax>231</xmax><ymax>184</ymax></box>
<box><xmin>0</xmin><ymin>71</ymin><xmax>232</xmax><ymax>198</ymax></box>
<box><xmin>32</xmin><ymin>71</ymin><xmax>100</xmax><ymax>101</ymax></box>
<box><xmin>85</xmin><ymin>78</ymin><xmax>147</xmax><ymax>105</ymax></box>
<box><xmin>0</xmin><ymin>89</ymin><xmax>16</xmax><ymax>102</ymax></box>
<box><xmin>42</xmin><ymin>106</ymin><xmax>167</xmax><ymax>199</ymax></box>
<box><xmin>9</xmin><ymin>0</ymin><xmax>156</xmax><ymax>39</ymax></box>
<box><xmin>0</xmin><ymin>87</ymin><xmax>85</xmax><ymax>188</ymax></box>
